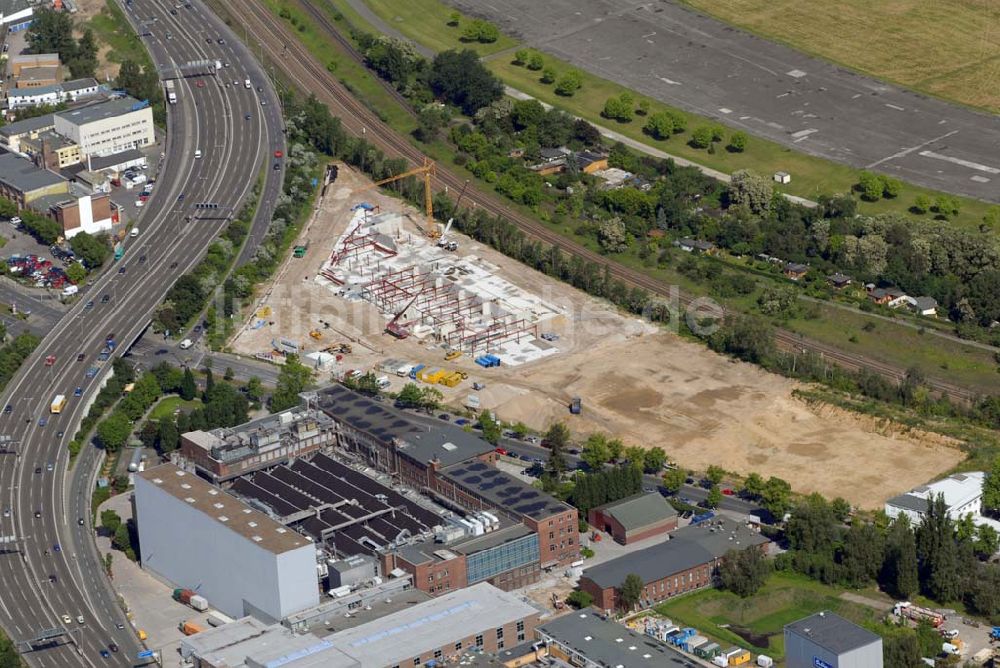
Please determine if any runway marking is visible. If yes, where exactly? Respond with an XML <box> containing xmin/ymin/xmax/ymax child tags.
<box><xmin>786</xmin><ymin>69</ymin><xmax>807</xmax><ymax>78</ymax></box>
<box><xmin>776</xmin><ymin>92</ymin><xmax>789</xmax><ymax>98</ymax></box>
<box><xmin>658</xmin><ymin>76</ymin><xmax>681</xmax><ymax>85</ymax></box>
<box><xmin>884</xmin><ymin>103</ymin><xmax>905</xmax><ymax>111</ymax></box>
<box><xmin>792</xmin><ymin>128</ymin><xmax>818</xmax><ymax>142</ymax></box>
<box><xmin>864</xmin><ymin>129</ymin><xmax>959</xmax><ymax>169</ymax></box>
<box><xmin>718</xmin><ymin>107</ymin><xmax>732</xmax><ymax>114</ymax></box>
<box><xmin>642</xmin><ymin>32</ymin><xmax>656</xmax><ymax>38</ymax></box>
<box><xmin>971</xmin><ymin>175</ymin><xmax>991</xmax><ymax>183</ymax></box>
<box><xmin>852</xmin><ymin>93</ymin><xmax>862</xmax><ymax>99</ymax></box>
<box><xmin>918</xmin><ymin>150</ymin><xmax>1000</xmax><ymax>175</ymax></box>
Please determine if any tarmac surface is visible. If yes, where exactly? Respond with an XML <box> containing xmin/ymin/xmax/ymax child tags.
<box><xmin>451</xmin><ymin>0</ymin><xmax>1000</xmax><ymax>202</ymax></box>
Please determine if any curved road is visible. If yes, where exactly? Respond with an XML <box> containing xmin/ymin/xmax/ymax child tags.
<box><xmin>0</xmin><ymin>0</ymin><xmax>282</xmax><ymax>664</ymax></box>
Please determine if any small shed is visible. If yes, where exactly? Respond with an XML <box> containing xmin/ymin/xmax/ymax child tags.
<box><xmin>773</xmin><ymin>171</ymin><xmax>791</xmax><ymax>184</ymax></box>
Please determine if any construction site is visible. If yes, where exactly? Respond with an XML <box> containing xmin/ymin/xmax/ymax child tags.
<box><xmin>231</xmin><ymin>163</ymin><xmax>965</xmax><ymax>509</ymax></box>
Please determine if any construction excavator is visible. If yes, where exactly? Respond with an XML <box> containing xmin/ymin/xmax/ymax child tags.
<box><xmin>352</xmin><ymin>157</ymin><xmax>439</xmax><ymax>239</ymax></box>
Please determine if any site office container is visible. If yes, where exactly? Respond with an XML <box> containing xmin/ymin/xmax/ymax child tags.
<box><xmin>696</xmin><ymin>642</ymin><xmax>721</xmax><ymax>658</ymax></box>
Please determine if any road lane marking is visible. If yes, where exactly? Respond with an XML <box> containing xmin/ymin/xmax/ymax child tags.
<box><xmin>884</xmin><ymin>103</ymin><xmax>905</xmax><ymax>111</ymax></box>
<box><xmin>864</xmin><ymin>130</ymin><xmax>959</xmax><ymax>169</ymax></box>
<box><xmin>918</xmin><ymin>150</ymin><xmax>1000</xmax><ymax>175</ymax></box>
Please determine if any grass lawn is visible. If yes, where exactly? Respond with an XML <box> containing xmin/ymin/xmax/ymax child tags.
<box><xmin>148</xmin><ymin>396</ymin><xmax>200</xmax><ymax>422</ymax></box>
<box><xmin>248</xmin><ymin>0</ymin><xmax>417</xmax><ymax>134</ymax></box>
<box><xmin>87</xmin><ymin>0</ymin><xmax>153</xmax><ymax>67</ymax></box>
<box><xmin>490</xmin><ymin>54</ymin><xmax>994</xmax><ymax>230</ymax></box>
<box><xmin>654</xmin><ymin>572</ymin><xmax>883</xmax><ymax>659</ymax></box>
<box><xmin>678</xmin><ymin>0</ymin><xmax>1000</xmax><ymax>114</ymax></box>
<box><xmin>362</xmin><ymin>0</ymin><xmax>517</xmax><ymax>56</ymax></box>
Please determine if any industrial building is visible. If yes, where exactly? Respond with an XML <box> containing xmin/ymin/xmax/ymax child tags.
<box><xmin>579</xmin><ymin>517</ymin><xmax>770</xmax><ymax>611</ymax></box>
<box><xmin>180</xmin><ymin>583</ymin><xmax>539</xmax><ymax>668</ymax></box>
<box><xmin>784</xmin><ymin>612</ymin><xmax>883</xmax><ymax>668</ymax></box>
<box><xmin>53</xmin><ymin>96</ymin><xmax>154</xmax><ymax>157</ymax></box>
<box><xmin>8</xmin><ymin>53</ymin><xmax>59</xmax><ymax>78</ymax></box>
<box><xmin>0</xmin><ymin>152</ymin><xmax>66</xmax><ymax>206</ymax></box>
<box><xmin>885</xmin><ymin>471</ymin><xmax>996</xmax><ymax>527</ymax></box>
<box><xmin>134</xmin><ymin>464</ymin><xmax>319</xmax><ymax>621</ymax></box>
<box><xmin>318</xmin><ymin>208</ymin><xmax>562</xmax><ymax>364</ymax></box>
<box><xmin>538</xmin><ymin>610</ymin><xmax>700</xmax><ymax>668</ymax></box>
<box><xmin>0</xmin><ymin>114</ymin><xmax>56</xmax><ymax>153</ymax></box>
<box><xmin>0</xmin><ymin>0</ymin><xmax>33</xmax><ymax>32</ymax></box>
<box><xmin>587</xmin><ymin>492</ymin><xmax>678</xmax><ymax>545</ymax></box>
<box><xmin>179</xmin><ymin>403</ymin><xmax>338</xmax><ymax>483</ymax></box>
<box><xmin>22</xmin><ymin>130</ymin><xmax>83</xmax><ymax>170</ymax></box>
<box><xmin>6</xmin><ymin>77</ymin><xmax>101</xmax><ymax>110</ymax></box>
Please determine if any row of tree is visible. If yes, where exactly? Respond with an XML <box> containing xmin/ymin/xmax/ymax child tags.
<box><xmin>571</xmin><ymin>464</ymin><xmax>643</xmax><ymax>515</ymax></box>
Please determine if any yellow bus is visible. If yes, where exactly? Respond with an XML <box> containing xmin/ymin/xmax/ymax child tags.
<box><xmin>50</xmin><ymin>394</ymin><xmax>66</xmax><ymax>414</ymax></box>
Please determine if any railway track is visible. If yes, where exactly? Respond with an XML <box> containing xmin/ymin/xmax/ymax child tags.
<box><xmin>237</xmin><ymin>0</ymin><xmax>979</xmax><ymax>405</ymax></box>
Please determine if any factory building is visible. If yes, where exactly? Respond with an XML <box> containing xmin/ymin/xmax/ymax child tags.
<box><xmin>134</xmin><ymin>464</ymin><xmax>319</xmax><ymax>621</ymax></box>
<box><xmin>6</xmin><ymin>78</ymin><xmax>101</xmax><ymax>110</ymax></box>
<box><xmin>784</xmin><ymin>612</ymin><xmax>883</xmax><ymax>668</ymax></box>
<box><xmin>53</xmin><ymin>96</ymin><xmax>154</xmax><ymax>157</ymax></box>
<box><xmin>587</xmin><ymin>492</ymin><xmax>678</xmax><ymax>545</ymax></box>
<box><xmin>179</xmin><ymin>403</ymin><xmax>337</xmax><ymax>483</ymax></box>
<box><xmin>180</xmin><ymin>583</ymin><xmax>539</xmax><ymax>668</ymax></box>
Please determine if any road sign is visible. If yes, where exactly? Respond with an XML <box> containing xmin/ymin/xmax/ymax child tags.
<box><xmin>137</xmin><ymin>649</ymin><xmax>154</xmax><ymax>659</ymax></box>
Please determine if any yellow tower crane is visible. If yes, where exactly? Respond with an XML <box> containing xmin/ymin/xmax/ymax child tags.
<box><xmin>352</xmin><ymin>157</ymin><xmax>439</xmax><ymax>238</ymax></box>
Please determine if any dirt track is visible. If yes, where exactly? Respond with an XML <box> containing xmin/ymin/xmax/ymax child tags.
<box><xmin>232</xmin><ymin>164</ymin><xmax>964</xmax><ymax>509</ymax></box>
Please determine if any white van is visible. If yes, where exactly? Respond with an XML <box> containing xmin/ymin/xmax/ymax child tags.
<box><xmin>179</xmin><ymin>339</ymin><xmax>193</xmax><ymax>350</ymax></box>
<box><xmin>244</xmin><ymin>79</ymin><xmax>251</xmax><ymax>89</ymax></box>
<box><xmin>61</xmin><ymin>285</ymin><xmax>79</xmax><ymax>297</ymax></box>
<box><xmin>194</xmin><ymin>149</ymin><xmax>202</xmax><ymax>159</ymax></box>
<box><xmin>130</xmin><ymin>227</ymin><xmax>140</xmax><ymax>238</ymax></box>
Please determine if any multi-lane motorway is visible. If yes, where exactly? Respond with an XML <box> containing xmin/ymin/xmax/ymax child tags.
<box><xmin>0</xmin><ymin>0</ymin><xmax>282</xmax><ymax>664</ymax></box>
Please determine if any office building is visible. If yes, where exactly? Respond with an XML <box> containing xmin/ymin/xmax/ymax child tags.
<box><xmin>54</xmin><ymin>96</ymin><xmax>154</xmax><ymax>157</ymax></box>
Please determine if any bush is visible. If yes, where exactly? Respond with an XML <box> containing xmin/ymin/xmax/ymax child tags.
<box><xmin>727</xmin><ymin>130</ymin><xmax>748</xmax><ymax>152</ymax></box>
<box><xmin>513</xmin><ymin>49</ymin><xmax>528</xmax><ymax>65</ymax></box>
<box><xmin>540</xmin><ymin>67</ymin><xmax>556</xmax><ymax>84</ymax></box>
<box><xmin>690</xmin><ymin>125</ymin><xmax>714</xmax><ymax>149</ymax></box>
<box><xmin>567</xmin><ymin>590</ymin><xmax>594</xmax><ymax>609</ymax></box>
<box><xmin>554</xmin><ymin>71</ymin><xmax>582</xmax><ymax>96</ymax></box>
<box><xmin>527</xmin><ymin>53</ymin><xmax>544</xmax><ymax>70</ymax></box>
<box><xmin>644</xmin><ymin>112</ymin><xmax>675</xmax><ymax>140</ymax></box>
<box><xmin>461</xmin><ymin>18</ymin><xmax>499</xmax><ymax>43</ymax></box>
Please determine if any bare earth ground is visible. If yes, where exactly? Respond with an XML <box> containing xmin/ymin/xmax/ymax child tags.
<box><xmin>231</xmin><ymin>164</ymin><xmax>964</xmax><ymax>509</ymax></box>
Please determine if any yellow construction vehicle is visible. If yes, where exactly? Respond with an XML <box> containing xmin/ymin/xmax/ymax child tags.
<box><xmin>322</xmin><ymin>342</ymin><xmax>352</xmax><ymax>354</ymax></box>
<box><xmin>444</xmin><ymin>350</ymin><xmax>461</xmax><ymax>361</ymax></box>
<box><xmin>309</xmin><ymin>330</ymin><xmax>323</xmax><ymax>340</ymax></box>
<box><xmin>352</xmin><ymin>157</ymin><xmax>439</xmax><ymax>239</ymax></box>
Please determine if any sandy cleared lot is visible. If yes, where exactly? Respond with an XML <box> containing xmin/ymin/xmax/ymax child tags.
<box><xmin>232</xmin><ymin>164</ymin><xmax>963</xmax><ymax>509</ymax></box>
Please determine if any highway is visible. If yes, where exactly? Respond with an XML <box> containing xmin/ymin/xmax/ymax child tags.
<box><xmin>0</xmin><ymin>0</ymin><xmax>282</xmax><ymax>663</ymax></box>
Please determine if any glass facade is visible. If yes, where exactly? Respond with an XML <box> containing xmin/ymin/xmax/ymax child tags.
<box><xmin>466</xmin><ymin>533</ymin><xmax>539</xmax><ymax>584</ymax></box>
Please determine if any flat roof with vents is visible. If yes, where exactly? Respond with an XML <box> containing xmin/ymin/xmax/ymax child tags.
<box><xmin>138</xmin><ymin>463</ymin><xmax>308</xmax><ymax>555</ymax></box>
<box><xmin>538</xmin><ymin>610</ymin><xmax>693</xmax><ymax>667</ymax></box>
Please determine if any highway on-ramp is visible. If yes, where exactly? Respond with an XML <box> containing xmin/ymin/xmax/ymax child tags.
<box><xmin>0</xmin><ymin>0</ymin><xmax>281</xmax><ymax>664</ymax></box>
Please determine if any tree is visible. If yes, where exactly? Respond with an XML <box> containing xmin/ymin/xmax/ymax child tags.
<box><xmin>479</xmin><ymin>410</ymin><xmax>501</xmax><ymax>444</ymax></box>
<box><xmin>719</xmin><ymin>547</ymin><xmax>771</xmax><ymax>597</ymax></box>
<box><xmin>607</xmin><ymin>438</ymin><xmax>624</xmax><ymax>462</ymax></box>
<box><xmin>429</xmin><ymin>50</ymin><xmax>504</xmax><ymax>115</ymax></box>
<box><xmin>690</xmin><ymin>125</ymin><xmax>714</xmax><ymax>149</ymax></box>
<box><xmin>882</xmin><ymin>177</ymin><xmax>902</xmax><ymax>198</ymax></box>
<box><xmin>527</xmin><ymin>53</ymin><xmax>544</xmax><ymax>71</ymax></box>
<box><xmin>68</xmin><ymin>28</ymin><xmax>98</xmax><ymax>78</ymax></box>
<box><xmin>554</xmin><ymin>71</ymin><xmax>582</xmax><ymax>96</ymax></box>
<box><xmin>728</xmin><ymin>170</ymin><xmax>772</xmax><ymax>214</ymax></box>
<box><xmin>397</xmin><ymin>383</ymin><xmax>424</xmax><ymax>408</ymax></box>
<box><xmin>544</xmin><ymin>422</ymin><xmax>571</xmax><ymax>451</ymax></box>
<box><xmin>602</xmin><ymin>94</ymin><xmax>633</xmax><ymax>122</ymax></box>
<box><xmin>706</xmin><ymin>465</ymin><xmax>725</xmax><ymax>485</ymax></box>
<box><xmin>662</xmin><ymin>468</ymin><xmax>686</xmax><ymax>494</ymax></box>
<box><xmin>158</xmin><ymin>419</ymin><xmax>179</xmax><ymax>454</ymax></box>
<box><xmin>643</xmin><ymin>447</ymin><xmax>667</xmax><ymax>473</ymax></box>
<box><xmin>598</xmin><ymin>218</ymin><xmax>629</xmax><ymax>253</ymax></box>
<box><xmin>644</xmin><ymin>112</ymin><xmax>675</xmax><ymax>140</ymax></box>
<box><xmin>977</xmin><ymin>524</ymin><xmax>999</xmax><ymax>558</ymax></box>
<box><xmin>566</xmin><ymin>590</ymin><xmax>593</xmax><ymax>609</ymax></box>
<box><xmin>912</xmin><ymin>194</ymin><xmax>931</xmax><ymax>214</ymax></box>
<box><xmin>581</xmin><ymin>433</ymin><xmax>610</xmax><ymax>470</ymax></box>
<box><xmin>830</xmin><ymin>497</ymin><xmax>852</xmax><ymax>522</ymax></box>
<box><xmin>513</xmin><ymin>49</ymin><xmax>529</xmax><ymax>66</ymax></box>
<box><xmin>933</xmin><ymin>195</ymin><xmax>960</xmax><ymax>218</ymax></box>
<box><xmin>619</xmin><ymin>574</ymin><xmax>644</xmax><ymax>610</ymax></box>
<box><xmin>66</xmin><ymin>262</ymin><xmax>86</xmax><ymax>284</ymax></box>
<box><xmin>26</xmin><ymin>8</ymin><xmax>76</xmax><ymax>61</ymax></box>
<box><xmin>96</xmin><ymin>412</ymin><xmax>131</xmax><ymax>452</ymax></box>
<box><xmin>707</xmin><ymin>315</ymin><xmax>775</xmax><ymax>365</ymax></box>
<box><xmin>245</xmin><ymin>376</ymin><xmax>263</xmax><ymax>402</ymax></box>
<box><xmin>462</xmin><ymin>18</ymin><xmax>499</xmax><ymax>43</ymax></box>
<box><xmin>761</xmin><ymin>476</ymin><xmax>792</xmax><ymax>518</ymax></box>
<box><xmin>881</xmin><ymin>515</ymin><xmax>919</xmax><ymax>598</ymax></box>
<box><xmin>756</xmin><ymin>285</ymin><xmax>798</xmax><ymax>318</ymax></box>
<box><xmin>271</xmin><ymin>354</ymin><xmax>312</xmax><ymax>411</ymax></box>
<box><xmin>742</xmin><ymin>472</ymin><xmax>764</xmax><ymax>499</ymax></box>
<box><xmin>965</xmin><ymin>269</ymin><xmax>1000</xmax><ymax>327</ymax></box>
<box><xmin>180</xmin><ymin>367</ymin><xmax>197</xmax><ymax>401</ymax></box>
<box><xmin>727</xmin><ymin>131</ymin><xmax>748</xmax><ymax>152</ymax></box>
<box><xmin>100</xmin><ymin>509</ymin><xmax>122</xmax><ymax>534</ymax></box>
<box><xmin>706</xmin><ymin>485</ymin><xmax>722</xmax><ymax>508</ymax></box>
<box><xmin>916</xmin><ymin>494</ymin><xmax>963</xmax><ymax>602</ymax></box>
<box><xmin>840</xmin><ymin>521</ymin><xmax>884</xmax><ymax>587</ymax></box>
<box><xmin>540</xmin><ymin>67</ymin><xmax>556</xmax><ymax>84</ymax></box>
<box><xmin>447</xmin><ymin>10</ymin><xmax>460</xmax><ymax>26</ymax></box>
<box><xmin>857</xmin><ymin>171</ymin><xmax>884</xmax><ymax>201</ymax></box>
<box><xmin>882</xmin><ymin>631</ymin><xmax>921</xmax><ymax>668</ymax></box>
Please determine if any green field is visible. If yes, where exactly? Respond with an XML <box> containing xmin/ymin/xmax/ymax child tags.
<box><xmin>362</xmin><ymin>0</ymin><xmax>517</xmax><ymax>56</ymax></box>
<box><xmin>355</xmin><ymin>0</ymin><xmax>994</xmax><ymax>229</ymax></box>
<box><xmin>655</xmin><ymin>572</ymin><xmax>885</xmax><ymax>659</ymax></box>
<box><xmin>148</xmin><ymin>396</ymin><xmax>200</xmax><ymax>422</ymax></box>
<box><xmin>87</xmin><ymin>0</ymin><xmax>153</xmax><ymax>67</ymax></box>
<box><xmin>679</xmin><ymin>0</ymin><xmax>1000</xmax><ymax>114</ymax></box>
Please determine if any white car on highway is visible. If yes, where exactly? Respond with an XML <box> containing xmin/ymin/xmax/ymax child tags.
<box><xmin>61</xmin><ymin>614</ymin><xmax>72</xmax><ymax>625</ymax></box>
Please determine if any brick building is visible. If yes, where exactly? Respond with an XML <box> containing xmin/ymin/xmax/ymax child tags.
<box><xmin>587</xmin><ymin>492</ymin><xmax>678</xmax><ymax>545</ymax></box>
<box><xmin>579</xmin><ymin>517</ymin><xmax>769</xmax><ymax>611</ymax></box>
<box><xmin>179</xmin><ymin>403</ymin><xmax>337</xmax><ymax>483</ymax></box>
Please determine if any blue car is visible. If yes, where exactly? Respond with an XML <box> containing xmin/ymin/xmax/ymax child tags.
<box><xmin>74</xmin><ymin>387</ymin><xmax>82</xmax><ymax>397</ymax></box>
<box><xmin>38</xmin><ymin>417</ymin><xmax>47</xmax><ymax>427</ymax></box>
<box><xmin>53</xmin><ymin>543</ymin><xmax>60</xmax><ymax>552</ymax></box>
<box><xmin>100</xmin><ymin>649</ymin><xmax>110</xmax><ymax>658</ymax></box>
<box><xmin>86</xmin><ymin>367</ymin><xmax>98</xmax><ymax>378</ymax></box>
<box><xmin>455</xmin><ymin>418</ymin><xmax>470</xmax><ymax>426</ymax></box>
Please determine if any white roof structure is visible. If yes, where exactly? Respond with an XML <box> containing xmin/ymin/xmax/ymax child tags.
<box><xmin>327</xmin><ymin>582</ymin><xmax>538</xmax><ymax>667</ymax></box>
<box><xmin>887</xmin><ymin>472</ymin><xmax>988</xmax><ymax>528</ymax></box>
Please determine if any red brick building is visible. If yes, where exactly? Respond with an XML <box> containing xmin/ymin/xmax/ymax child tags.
<box><xmin>588</xmin><ymin>492</ymin><xmax>678</xmax><ymax>545</ymax></box>
<box><xmin>579</xmin><ymin>518</ymin><xmax>770</xmax><ymax>612</ymax></box>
